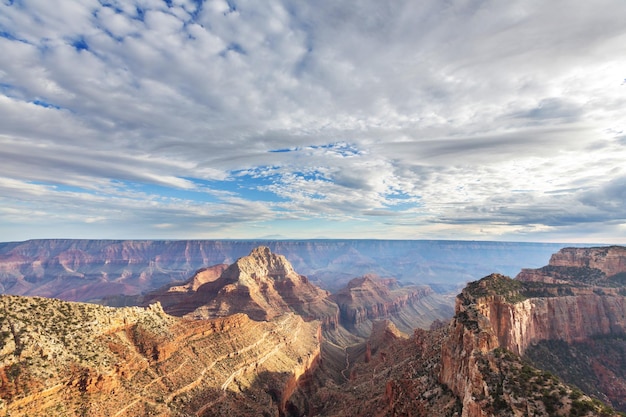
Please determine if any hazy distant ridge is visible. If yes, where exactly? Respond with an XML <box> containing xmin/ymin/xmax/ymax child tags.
<box><xmin>0</xmin><ymin>239</ymin><xmax>580</xmax><ymax>301</ymax></box>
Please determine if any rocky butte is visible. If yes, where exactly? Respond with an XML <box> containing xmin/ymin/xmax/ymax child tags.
<box><xmin>330</xmin><ymin>274</ymin><xmax>453</xmax><ymax>336</ymax></box>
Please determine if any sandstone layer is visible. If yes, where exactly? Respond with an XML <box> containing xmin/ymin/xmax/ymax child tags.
<box><xmin>331</xmin><ymin>274</ymin><xmax>454</xmax><ymax>336</ymax></box>
<box><xmin>439</xmin><ymin>244</ymin><xmax>626</xmax><ymax>417</ymax></box>
<box><xmin>0</xmin><ymin>295</ymin><xmax>321</xmax><ymax>417</ymax></box>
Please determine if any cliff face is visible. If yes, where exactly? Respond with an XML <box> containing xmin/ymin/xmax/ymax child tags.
<box><xmin>440</xmin><ymin>285</ymin><xmax>501</xmax><ymax>417</ymax></box>
<box><xmin>0</xmin><ymin>294</ymin><xmax>321</xmax><ymax>417</ymax></box>
<box><xmin>549</xmin><ymin>246</ymin><xmax>626</xmax><ymax>276</ymax></box>
<box><xmin>477</xmin><ymin>290</ymin><xmax>626</xmax><ymax>355</ymax></box>
<box><xmin>467</xmin><ymin>246</ymin><xmax>626</xmax><ymax>356</ymax></box>
<box><xmin>517</xmin><ymin>245</ymin><xmax>626</xmax><ymax>285</ymax></box>
<box><xmin>440</xmin><ymin>245</ymin><xmax>626</xmax><ymax>416</ymax></box>
<box><xmin>331</xmin><ymin>275</ymin><xmax>453</xmax><ymax>336</ymax></box>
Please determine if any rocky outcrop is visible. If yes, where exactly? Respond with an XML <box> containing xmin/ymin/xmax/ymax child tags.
<box><xmin>160</xmin><ymin>247</ymin><xmax>342</xmax><ymax>330</ymax></box>
<box><xmin>139</xmin><ymin>263</ymin><xmax>228</xmax><ymax>314</ymax></box>
<box><xmin>0</xmin><ymin>294</ymin><xmax>321</xmax><ymax>417</ymax></box>
<box><xmin>517</xmin><ymin>245</ymin><xmax>626</xmax><ymax>285</ymax></box>
<box><xmin>331</xmin><ymin>275</ymin><xmax>453</xmax><ymax>336</ymax></box>
<box><xmin>440</xmin><ymin>282</ymin><xmax>501</xmax><ymax>416</ymax></box>
<box><xmin>440</xmin><ymin>245</ymin><xmax>626</xmax><ymax>416</ymax></box>
<box><xmin>549</xmin><ymin>246</ymin><xmax>626</xmax><ymax>276</ymax></box>
<box><xmin>477</xmin><ymin>289</ymin><xmax>626</xmax><ymax>355</ymax></box>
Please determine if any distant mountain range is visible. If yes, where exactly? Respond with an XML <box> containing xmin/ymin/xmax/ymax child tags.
<box><xmin>0</xmin><ymin>239</ymin><xmax>582</xmax><ymax>301</ymax></box>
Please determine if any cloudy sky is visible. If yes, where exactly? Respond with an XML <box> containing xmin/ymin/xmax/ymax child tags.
<box><xmin>1</xmin><ymin>0</ymin><xmax>625</xmax><ymax>243</ymax></box>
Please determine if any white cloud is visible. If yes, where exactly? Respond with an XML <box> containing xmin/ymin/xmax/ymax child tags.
<box><xmin>0</xmin><ymin>0</ymin><xmax>625</xmax><ymax>242</ymax></box>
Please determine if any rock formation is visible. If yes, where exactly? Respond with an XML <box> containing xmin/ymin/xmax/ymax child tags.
<box><xmin>517</xmin><ymin>245</ymin><xmax>626</xmax><ymax>285</ymax></box>
<box><xmin>284</xmin><ymin>264</ymin><xmax>626</xmax><ymax>417</ymax></box>
<box><xmin>331</xmin><ymin>274</ymin><xmax>454</xmax><ymax>336</ymax></box>
<box><xmin>0</xmin><ymin>294</ymin><xmax>321</xmax><ymax>416</ymax></box>
<box><xmin>138</xmin><ymin>263</ymin><xmax>229</xmax><ymax>313</ymax></box>
<box><xmin>144</xmin><ymin>249</ymin><xmax>453</xmax><ymax>336</ymax></box>
<box><xmin>5</xmin><ymin>243</ymin><xmax>625</xmax><ymax>416</ymax></box>
<box><xmin>149</xmin><ymin>247</ymin><xmax>342</xmax><ymax>330</ymax></box>
<box><xmin>439</xmin><ymin>245</ymin><xmax>626</xmax><ymax>415</ymax></box>
<box><xmin>0</xmin><ymin>239</ymin><xmax>567</xmax><ymax>301</ymax></box>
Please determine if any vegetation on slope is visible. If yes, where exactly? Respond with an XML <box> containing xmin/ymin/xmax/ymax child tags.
<box><xmin>525</xmin><ymin>336</ymin><xmax>626</xmax><ymax>413</ymax></box>
<box><xmin>464</xmin><ymin>273</ymin><xmax>527</xmax><ymax>303</ymax></box>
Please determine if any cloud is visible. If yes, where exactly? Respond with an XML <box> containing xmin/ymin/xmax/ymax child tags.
<box><xmin>0</xmin><ymin>0</ymin><xmax>625</xmax><ymax>241</ymax></box>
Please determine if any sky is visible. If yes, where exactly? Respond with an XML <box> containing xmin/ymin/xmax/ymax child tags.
<box><xmin>0</xmin><ymin>0</ymin><xmax>625</xmax><ymax>243</ymax></box>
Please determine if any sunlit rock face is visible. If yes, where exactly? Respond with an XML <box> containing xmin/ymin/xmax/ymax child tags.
<box><xmin>517</xmin><ymin>245</ymin><xmax>626</xmax><ymax>285</ymax></box>
<box><xmin>548</xmin><ymin>246</ymin><xmax>626</xmax><ymax>276</ymax></box>
<box><xmin>440</xmin><ymin>246</ymin><xmax>626</xmax><ymax>415</ymax></box>
<box><xmin>0</xmin><ymin>294</ymin><xmax>321</xmax><ymax>417</ymax></box>
<box><xmin>477</xmin><ymin>290</ymin><xmax>626</xmax><ymax>355</ymax></box>
<box><xmin>146</xmin><ymin>246</ymin><xmax>341</xmax><ymax>330</ymax></box>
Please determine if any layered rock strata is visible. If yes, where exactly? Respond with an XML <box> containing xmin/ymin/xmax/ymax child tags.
<box><xmin>517</xmin><ymin>245</ymin><xmax>626</xmax><ymax>285</ymax></box>
<box><xmin>0</xmin><ymin>239</ymin><xmax>567</xmax><ymax>301</ymax></box>
<box><xmin>0</xmin><ymin>295</ymin><xmax>321</xmax><ymax>416</ymax></box>
<box><xmin>331</xmin><ymin>274</ymin><xmax>453</xmax><ymax>336</ymax></box>
<box><xmin>153</xmin><ymin>247</ymin><xmax>341</xmax><ymax>330</ymax></box>
<box><xmin>440</xmin><ymin>246</ymin><xmax>626</xmax><ymax>416</ymax></box>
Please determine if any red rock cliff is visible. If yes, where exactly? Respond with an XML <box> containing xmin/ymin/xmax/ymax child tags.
<box><xmin>477</xmin><ymin>289</ymin><xmax>626</xmax><ymax>355</ymax></box>
<box><xmin>441</xmin><ymin>252</ymin><xmax>626</xmax><ymax>416</ymax></box>
<box><xmin>331</xmin><ymin>275</ymin><xmax>438</xmax><ymax>334</ymax></box>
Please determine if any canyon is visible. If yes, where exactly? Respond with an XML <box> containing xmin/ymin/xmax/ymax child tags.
<box><xmin>0</xmin><ymin>239</ymin><xmax>568</xmax><ymax>301</ymax></box>
<box><xmin>2</xmin><ymin>244</ymin><xmax>626</xmax><ymax>416</ymax></box>
<box><xmin>140</xmin><ymin>247</ymin><xmax>453</xmax><ymax>337</ymax></box>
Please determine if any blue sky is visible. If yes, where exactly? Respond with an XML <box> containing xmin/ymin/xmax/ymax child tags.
<box><xmin>1</xmin><ymin>0</ymin><xmax>625</xmax><ymax>243</ymax></box>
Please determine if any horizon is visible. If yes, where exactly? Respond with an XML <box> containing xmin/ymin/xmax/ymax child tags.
<box><xmin>0</xmin><ymin>236</ymin><xmax>618</xmax><ymax>247</ymax></box>
<box><xmin>1</xmin><ymin>1</ymin><xmax>625</xmax><ymax>244</ymax></box>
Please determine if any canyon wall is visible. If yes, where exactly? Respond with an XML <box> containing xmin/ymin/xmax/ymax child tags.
<box><xmin>331</xmin><ymin>275</ymin><xmax>453</xmax><ymax>335</ymax></box>
<box><xmin>441</xmin><ymin>246</ymin><xmax>626</xmax><ymax>416</ymax></box>
<box><xmin>549</xmin><ymin>246</ymin><xmax>626</xmax><ymax>275</ymax></box>
<box><xmin>440</xmin><ymin>285</ymin><xmax>501</xmax><ymax>417</ymax></box>
<box><xmin>0</xmin><ymin>295</ymin><xmax>321</xmax><ymax>416</ymax></box>
<box><xmin>477</xmin><ymin>290</ymin><xmax>626</xmax><ymax>356</ymax></box>
<box><xmin>439</xmin><ymin>275</ymin><xmax>626</xmax><ymax>416</ymax></box>
<box><xmin>0</xmin><ymin>239</ymin><xmax>568</xmax><ymax>300</ymax></box>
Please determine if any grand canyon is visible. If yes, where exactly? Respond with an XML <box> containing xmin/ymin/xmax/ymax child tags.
<box><xmin>1</xmin><ymin>241</ymin><xmax>626</xmax><ymax>416</ymax></box>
